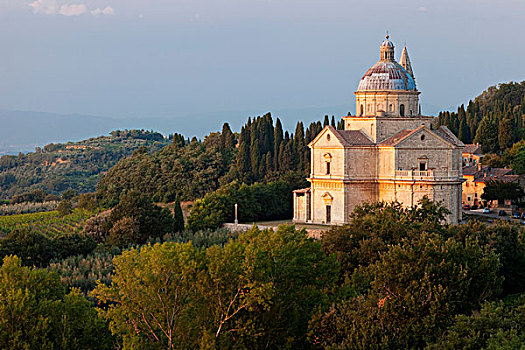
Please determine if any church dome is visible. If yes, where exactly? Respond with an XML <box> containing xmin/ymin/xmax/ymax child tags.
<box><xmin>357</xmin><ymin>35</ymin><xmax>417</xmax><ymax>91</ymax></box>
<box><xmin>357</xmin><ymin>60</ymin><xmax>416</xmax><ymax>91</ymax></box>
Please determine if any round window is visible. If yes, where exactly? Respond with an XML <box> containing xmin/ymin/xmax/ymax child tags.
<box><xmin>421</xmin><ymin>134</ymin><xmax>425</xmax><ymax>141</ymax></box>
<box><xmin>327</xmin><ymin>134</ymin><xmax>331</xmax><ymax>141</ymax></box>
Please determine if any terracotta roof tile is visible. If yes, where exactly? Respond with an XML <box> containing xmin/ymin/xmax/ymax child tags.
<box><xmin>462</xmin><ymin>144</ymin><xmax>483</xmax><ymax>155</ymax></box>
<box><xmin>336</xmin><ymin>130</ymin><xmax>375</xmax><ymax>146</ymax></box>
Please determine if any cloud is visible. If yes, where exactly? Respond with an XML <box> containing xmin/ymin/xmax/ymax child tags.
<box><xmin>91</xmin><ymin>6</ymin><xmax>114</xmax><ymax>16</ymax></box>
<box><xmin>417</xmin><ymin>6</ymin><xmax>427</xmax><ymax>12</ymax></box>
<box><xmin>58</xmin><ymin>3</ymin><xmax>86</xmax><ymax>16</ymax></box>
<box><xmin>28</xmin><ymin>0</ymin><xmax>57</xmax><ymax>14</ymax></box>
<box><xmin>29</xmin><ymin>1</ymin><xmax>114</xmax><ymax>17</ymax></box>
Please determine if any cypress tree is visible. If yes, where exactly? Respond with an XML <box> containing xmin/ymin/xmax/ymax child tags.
<box><xmin>173</xmin><ymin>197</ymin><xmax>184</xmax><ymax>233</ymax></box>
<box><xmin>274</xmin><ymin>118</ymin><xmax>284</xmax><ymax>171</ymax></box>
<box><xmin>323</xmin><ymin>115</ymin><xmax>330</xmax><ymax>127</ymax></box>
<box><xmin>498</xmin><ymin>118</ymin><xmax>514</xmax><ymax>150</ymax></box>
<box><xmin>236</xmin><ymin>126</ymin><xmax>251</xmax><ymax>175</ymax></box>
<box><xmin>250</xmin><ymin>125</ymin><xmax>260</xmax><ymax>180</ymax></box>
<box><xmin>331</xmin><ymin>116</ymin><xmax>336</xmax><ymax>127</ymax></box>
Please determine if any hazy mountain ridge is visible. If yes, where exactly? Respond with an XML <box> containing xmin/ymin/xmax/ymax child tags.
<box><xmin>0</xmin><ymin>102</ymin><xmax>447</xmax><ymax>155</ymax></box>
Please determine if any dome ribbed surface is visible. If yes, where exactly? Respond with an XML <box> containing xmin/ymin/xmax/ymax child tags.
<box><xmin>357</xmin><ymin>60</ymin><xmax>416</xmax><ymax>91</ymax></box>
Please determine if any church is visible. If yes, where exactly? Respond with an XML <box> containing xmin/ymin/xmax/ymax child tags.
<box><xmin>293</xmin><ymin>36</ymin><xmax>464</xmax><ymax>224</ymax></box>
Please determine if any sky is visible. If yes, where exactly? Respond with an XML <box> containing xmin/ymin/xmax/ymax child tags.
<box><xmin>0</xmin><ymin>0</ymin><xmax>525</xmax><ymax>136</ymax></box>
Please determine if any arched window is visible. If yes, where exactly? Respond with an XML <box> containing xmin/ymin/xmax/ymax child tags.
<box><xmin>360</xmin><ymin>105</ymin><xmax>364</xmax><ymax>116</ymax></box>
<box><xmin>389</xmin><ymin>104</ymin><xmax>393</xmax><ymax>112</ymax></box>
<box><xmin>400</xmin><ymin>104</ymin><xmax>405</xmax><ymax>116</ymax></box>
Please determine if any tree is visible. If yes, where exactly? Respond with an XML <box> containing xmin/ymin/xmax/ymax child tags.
<box><xmin>427</xmin><ymin>296</ymin><xmax>525</xmax><ymax>349</ymax></box>
<box><xmin>474</xmin><ymin>116</ymin><xmax>499</xmax><ymax>153</ymax></box>
<box><xmin>173</xmin><ymin>197</ymin><xmax>185</xmax><ymax>233</ymax></box>
<box><xmin>92</xmin><ymin>242</ymin><xmax>207</xmax><ymax>349</ymax></box>
<box><xmin>109</xmin><ymin>191</ymin><xmax>174</xmax><ymax>243</ymax></box>
<box><xmin>273</xmin><ymin>118</ymin><xmax>284</xmax><ymax>171</ymax></box>
<box><xmin>310</xmin><ymin>233</ymin><xmax>502</xmax><ymax>349</ymax></box>
<box><xmin>0</xmin><ymin>228</ymin><xmax>55</xmax><ymax>267</ymax></box>
<box><xmin>57</xmin><ymin>199</ymin><xmax>73</xmax><ymax>216</ymax></box>
<box><xmin>481</xmin><ymin>180</ymin><xmax>524</xmax><ymax>205</ymax></box>
<box><xmin>0</xmin><ymin>255</ymin><xmax>113</xmax><ymax>349</ymax></box>
<box><xmin>107</xmin><ymin>217</ymin><xmax>140</xmax><ymax>247</ymax></box>
<box><xmin>321</xmin><ymin>198</ymin><xmax>448</xmax><ymax>282</ymax></box>
<box><xmin>498</xmin><ymin>117</ymin><xmax>514</xmax><ymax>150</ymax></box>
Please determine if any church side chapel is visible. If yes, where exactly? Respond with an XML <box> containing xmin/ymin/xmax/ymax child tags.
<box><xmin>293</xmin><ymin>36</ymin><xmax>464</xmax><ymax>224</ymax></box>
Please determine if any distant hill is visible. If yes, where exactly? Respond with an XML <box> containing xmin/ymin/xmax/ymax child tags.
<box><xmin>0</xmin><ymin>130</ymin><xmax>171</xmax><ymax>199</ymax></box>
<box><xmin>1</xmin><ymin>103</ymin><xmax>452</xmax><ymax>156</ymax></box>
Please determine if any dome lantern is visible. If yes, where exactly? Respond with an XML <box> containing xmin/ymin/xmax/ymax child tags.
<box><xmin>380</xmin><ymin>35</ymin><xmax>395</xmax><ymax>61</ymax></box>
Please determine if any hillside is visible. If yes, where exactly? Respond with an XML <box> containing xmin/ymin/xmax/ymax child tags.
<box><xmin>0</xmin><ymin>130</ymin><xmax>171</xmax><ymax>199</ymax></box>
<box><xmin>435</xmin><ymin>81</ymin><xmax>525</xmax><ymax>153</ymax></box>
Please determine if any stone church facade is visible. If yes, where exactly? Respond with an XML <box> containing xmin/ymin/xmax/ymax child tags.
<box><xmin>293</xmin><ymin>36</ymin><xmax>464</xmax><ymax>224</ymax></box>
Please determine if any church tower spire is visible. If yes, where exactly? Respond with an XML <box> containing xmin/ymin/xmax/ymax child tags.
<box><xmin>400</xmin><ymin>44</ymin><xmax>414</xmax><ymax>79</ymax></box>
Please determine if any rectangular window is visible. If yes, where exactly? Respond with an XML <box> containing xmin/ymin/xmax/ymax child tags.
<box><xmin>468</xmin><ymin>197</ymin><xmax>471</xmax><ymax>201</ymax></box>
<box><xmin>326</xmin><ymin>205</ymin><xmax>331</xmax><ymax>224</ymax></box>
<box><xmin>419</xmin><ymin>162</ymin><xmax>427</xmax><ymax>171</ymax></box>
<box><xmin>326</xmin><ymin>162</ymin><xmax>331</xmax><ymax>175</ymax></box>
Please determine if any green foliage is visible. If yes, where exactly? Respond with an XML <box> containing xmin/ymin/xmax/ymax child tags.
<box><xmin>186</xmin><ymin>179</ymin><xmax>304</xmax><ymax>231</ymax></box>
<box><xmin>435</xmin><ymin>81</ymin><xmax>525</xmax><ymax>154</ymax></box>
<box><xmin>57</xmin><ymin>198</ymin><xmax>73</xmax><ymax>216</ymax></box>
<box><xmin>450</xmin><ymin>221</ymin><xmax>525</xmax><ymax>295</ymax></box>
<box><xmin>0</xmin><ymin>255</ymin><xmax>113</xmax><ymax>349</ymax></box>
<box><xmin>173</xmin><ymin>197</ymin><xmax>185</xmax><ymax>233</ymax></box>
<box><xmin>97</xmin><ymin>113</ymin><xmax>321</xmax><ymax>206</ymax></box>
<box><xmin>0</xmin><ymin>130</ymin><xmax>170</xmax><ymax>200</ymax></box>
<box><xmin>427</xmin><ymin>295</ymin><xmax>525</xmax><ymax>349</ymax></box>
<box><xmin>481</xmin><ymin>180</ymin><xmax>524</xmax><ymax>203</ymax></box>
<box><xmin>92</xmin><ymin>242</ymin><xmax>207</xmax><ymax>349</ymax></box>
<box><xmin>310</xmin><ymin>198</ymin><xmax>525</xmax><ymax>349</ymax></box>
<box><xmin>109</xmin><ymin>190</ymin><xmax>174</xmax><ymax>243</ymax></box>
<box><xmin>208</xmin><ymin>225</ymin><xmax>339</xmax><ymax>349</ymax></box>
<box><xmin>92</xmin><ymin>225</ymin><xmax>339</xmax><ymax>349</ymax></box>
<box><xmin>321</xmin><ymin>197</ymin><xmax>449</xmax><ymax>282</ymax></box>
<box><xmin>48</xmin><ymin>251</ymin><xmax>115</xmax><ymax>294</ymax></box>
<box><xmin>0</xmin><ymin>228</ymin><xmax>97</xmax><ymax>267</ymax></box>
<box><xmin>310</xmin><ymin>233</ymin><xmax>502</xmax><ymax>349</ymax></box>
<box><xmin>107</xmin><ymin>216</ymin><xmax>141</xmax><ymax>247</ymax></box>
<box><xmin>0</xmin><ymin>228</ymin><xmax>56</xmax><ymax>267</ymax></box>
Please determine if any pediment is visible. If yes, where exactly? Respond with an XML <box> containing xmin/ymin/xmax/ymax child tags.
<box><xmin>308</xmin><ymin>126</ymin><xmax>347</xmax><ymax>148</ymax></box>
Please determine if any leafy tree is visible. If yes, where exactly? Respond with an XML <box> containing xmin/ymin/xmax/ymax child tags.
<box><xmin>0</xmin><ymin>255</ymin><xmax>113</xmax><ymax>349</ymax></box>
<box><xmin>82</xmin><ymin>212</ymin><xmax>111</xmax><ymax>244</ymax></box>
<box><xmin>321</xmin><ymin>198</ymin><xmax>448</xmax><ymax>282</ymax></box>
<box><xmin>62</xmin><ymin>188</ymin><xmax>77</xmax><ymax>200</ymax></box>
<box><xmin>310</xmin><ymin>233</ymin><xmax>502</xmax><ymax>349</ymax></box>
<box><xmin>109</xmin><ymin>191</ymin><xmax>174</xmax><ymax>243</ymax></box>
<box><xmin>427</xmin><ymin>295</ymin><xmax>525</xmax><ymax>349</ymax></box>
<box><xmin>0</xmin><ymin>228</ymin><xmax>55</xmax><ymax>267</ymax></box>
<box><xmin>481</xmin><ymin>180</ymin><xmax>524</xmax><ymax>205</ymax></box>
<box><xmin>53</xmin><ymin>233</ymin><xmax>97</xmax><ymax>260</ymax></box>
<box><xmin>57</xmin><ymin>198</ymin><xmax>73</xmax><ymax>216</ymax></box>
<box><xmin>92</xmin><ymin>242</ymin><xmax>207</xmax><ymax>349</ymax></box>
<box><xmin>107</xmin><ymin>217</ymin><xmax>141</xmax><ymax>247</ymax></box>
<box><xmin>207</xmin><ymin>225</ymin><xmax>339</xmax><ymax>349</ymax></box>
<box><xmin>450</xmin><ymin>220</ymin><xmax>525</xmax><ymax>295</ymax></box>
